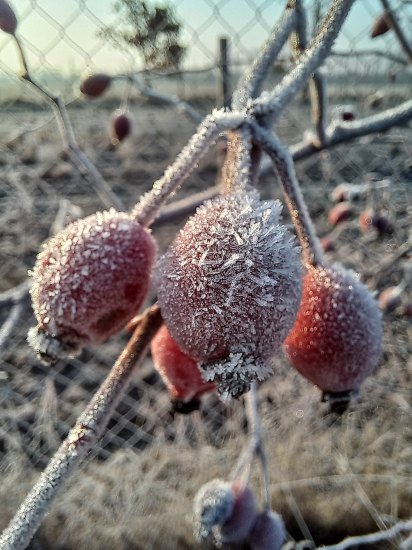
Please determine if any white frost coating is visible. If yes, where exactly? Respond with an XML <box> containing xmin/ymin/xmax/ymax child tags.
<box><xmin>156</xmin><ymin>190</ymin><xmax>302</xmax><ymax>398</ymax></box>
<box><xmin>193</xmin><ymin>479</ymin><xmax>234</xmax><ymax>542</ymax></box>
<box><xmin>284</xmin><ymin>264</ymin><xmax>383</xmax><ymax>392</ymax></box>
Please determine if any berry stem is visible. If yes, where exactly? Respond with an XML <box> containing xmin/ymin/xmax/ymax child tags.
<box><xmin>253</xmin><ymin>0</ymin><xmax>355</xmax><ymax>120</ymax></box>
<box><xmin>251</xmin><ymin>121</ymin><xmax>325</xmax><ymax>268</ymax></box>
<box><xmin>221</xmin><ymin>125</ymin><xmax>253</xmax><ymax>195</ymax></box>
<box><xmin>379</xmin><ymin>0</ymin><xmax>412</xmax><ymax>64</ymax></box>
<box><xmin>131</xmin><ymin>109</ymin><xmax>245</xmax><ymax>227</ymax></box>
<box><xmin>0</xmin><ymin>305</ymin><xmax>162</xmax><ymax>550</ymax></box>
<box><xmin>11</xmin><ymin>35</ymin><xmax>124</xmax><ymax>212</ymax></box>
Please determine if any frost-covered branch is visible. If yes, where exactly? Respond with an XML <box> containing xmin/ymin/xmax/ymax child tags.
<box><xmin>251</xmin><ymin>121</ymin><xmax>324</xmax><ymax>268</ymax></box>
<box><xmin>291</xmin><ymin>98</ymin><xmax>412</xmax><ymax>161</ymax></box>
<box><xmin>254</xmin><ymin>0</ymin><xmax>355</xmax><ymax>120</ymax></box>
<box><xmin>323</xmin><ymin>518</ymin><xmax>412</xmax><ymax>549</ymax></box>
<box><xmin>12</xmin><ymin>35</ymin><xmax>124</xmax><ymax>211</ymax></box>
<box><xmin>380</xmin><ymin>0</ymin><xmax>412</xmax><ymax>64</ymax></box>
<box><xmin>132</xmin><ymin>109</ymin><xmax>246</xmax><ymax>227</ymax></box>
<box><xmin>221</xmin><ymin>125</ymin><xmax>254</xmax><ymax>194</ymax></box>
<box><xmin>232</xmin><ymin>4</ymin><xmax>296</xmax><ymax>109</ymax></box>
<box><xmin>0</xmin><ymin>304</ymin><xmax>162</xmax><ymax>550</ymax></box>
<box><xmin>0</xmin><ymin>302</ymin><xmax>25</xmax><ymax>355</ymax></box>
<box><xmin>291</xmin><ymin>0</ymin><xmax>328</xmax><ymax>147</ymax></box>
<box><xmin>0</xmin><ymin>280</ymin><xmax>30</xmax><ymax>309</ymax></box>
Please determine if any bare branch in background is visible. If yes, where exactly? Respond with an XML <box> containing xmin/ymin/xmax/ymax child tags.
<box><xmin>254</xmin><ymin>0</ymin><xmax>355</xmax><ymax>119</ymax></box>
<box><xmin>0</xmin><ymin>302</ymin><xmax>25</xmax><ymax>356</ymax></box>
<box><xmin>380</xmin><ymin>0</ymin><xmax>412</xmax><ymax>64</ymax></box>
<box><xmin>0</xmin><ymin>304</ymin><xmax>162</xmax><ymax>550</ymax></box>
<box><xmin>290</xmin><ymin>0</ymin><xmax>328</xmax><ymax>147</ymax></box>
<box><xmin>332</xmin><ymin>48</ymin><xmax>408</xmax><ymax>66</ymax></box>
<box><xmin>12</xmin><ymin>36</ymin><xmax>124</xmax><ymax>211</ymax></box>
<box><xmin>323</xmin><ymin>518</ymin><xmax>412</xmax><ymax>549</ymax></box>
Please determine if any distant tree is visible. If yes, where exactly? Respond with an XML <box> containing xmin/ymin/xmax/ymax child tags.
<box><xmin>100</xmin><ymin>0</ymin><xmax>186</xmax><ymax>70</ymax></box>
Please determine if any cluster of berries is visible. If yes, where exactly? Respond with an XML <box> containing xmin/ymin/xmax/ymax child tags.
<box><xmin>193</xmin><ymin>478</ymin><xmax>285</xmax><ymax>549</ymax></box>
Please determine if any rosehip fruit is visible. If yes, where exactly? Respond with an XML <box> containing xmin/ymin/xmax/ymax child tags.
<box><xmin>110</xmin><ymin>111</ymin><xmax>131</xmax><ymax>144</ymax></box>
<box><xmin>320</xmin><ymin>234</ymin><xmax>335</xmax><ymax>253</ymax></box>
<box><xmin>284</xmin><ymin>265</ymin><xmax>383</xmax><ymax>395</ymax></box>
<box><xmin>218</xmin><ymin>481</ymin><xmax>257</xmax><ymax>544</ymax></box>
<box><xmin>328</xmin><ymin>202</ymin><xmax>352</xmax><ymax>226</ymax></box>
<box><xmin>249</xmin><ymin>510</ymin><xmax>286</xmax><ymax>550</ymax></box>
<box><xmin>359</xmin><ymin>208</ymin><xmax>375</xmax><ymax>232</ymax></box>
<box><xmin>330</xmin><ymin>184</ymin><xmax>349</xmax><ymax>203</ymax></box>
<box><xmin>156</xmin><ymin>191</ymin><xmax>302</xmax><ymax>398</ymax></box>
<box><xmin>28</xmin><ymin>209</ymin><xmax>157</xmax><ymax>363</ymax></box>
<box><xmin>80</xmin><ymin>73</ymin><xmax>111</xmax><ymax>98</ymax></box>
<box><xmin>151</xmin><ymin>324</ymin><xmax>215</xmax><ymax>413</ymax></box>
<box><xmin>371</xmin><ymin>12</ymin><xmax>391</xmax><ymax>38</ymax></box>
<box><xmin>0</xmin><ymin>0</ymin><xmax>17</xmax><ymax>35</ymax></box>
<box><xmin>193</xmin><ymin>479</ymin><xmax>234</xmax><ymax>542</ymax></box>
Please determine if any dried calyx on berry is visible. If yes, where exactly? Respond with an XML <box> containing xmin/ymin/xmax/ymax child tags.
<box><xmin>28</xmin><ymin>209</ymin><xmax>157</xmax><ymax>363</ymax></box>
<box><xmin>284</xmin><ymin>264</ymin><xmax>383</xmax><ymax>408</ymax></box>
<box><xmin>150</xmin><ymin>324</ymin><xmax>215</xmax><ymax>413</ymax></box>
<box><xmin>156</xmin><ymin>190</ymin><xmax>302</xmax><ymax>399</ymax></box>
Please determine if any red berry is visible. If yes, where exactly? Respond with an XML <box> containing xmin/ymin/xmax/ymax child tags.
<box><xmin>249</xmin><ymin>510</ymin><xmax>286</xmax><ymax>550</ymax></box>
<box><xmin>151</xmin><ymin>324</ymin><xmax>215</xmax><ymax>406</ymax></box>
<box><xmin>284</xmin><ymin>265</ymin><xmax>383</xmax><ymax>393</ymax></box>
<box><xmin>320</xmin><ymin>234</ymin><xmax>335</xmax><ymax>253</ymax></box>
<box><xmin>156</xmin><ymin>191</ymin><xmax>302</xmax><ymax>398</ymax></box>
<box><xmin>330</xmin><ymin>184</ymin><xmax>349</xmax><ymax>203</ymax></box>
<box><xmin>403</xmin><ymin>303</ymin><xmax>412</xmax><ymax>320</ymax></box>
<box><xmin>218</xmin><ymin>481</ymin><xmax>257</xmax><ymax>544</ymax></box>
<box><xmin>80</xmin><ymin>73</ymin><xmax>111</xmax><ymax>98</ymax></box>
<box><xmin>371</xmin><ymin>12</ymin><xmax>391</xmax><ymax>38</ymax></box>
<box><xmin>110</xmin><ymin>111</ymin><xmax>131</xmax><ymax>144</ymax></box>
<box><xmin>28</xmin><ymin>209</ymin><xmax>156</xmax><ymax>362</ymax></box>
<box><xmin>359</xmin><ymin>209</ymin><xmax>375</xmax><ymax>232</ymax></box>
<box><xmin>0</xmin><ymin>0</ymin><xmax>17</xmax><ymax>35</ymax></box>
<box><xmin>328</xmin><ymin>202</ymin><xmax>352</xmax><ymax>226</ymax></box>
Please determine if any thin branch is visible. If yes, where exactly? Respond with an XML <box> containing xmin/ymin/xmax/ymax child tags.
<box><xmin>254</xmin><ymin>0</ymin><xmax>355</xmax><ymax>119</ymax></box>
<box><xmin>323</xmin><ymin>518</ymin><xmax>412</xmax><ymax>549</ymax></box>
<box><xmin>0</xmin><ymin>280</ymin><xmax>31</xmax><ymax>308</ymax></box>
<box><xmin>0</xmin><ymin>304</ymin><xmax>162</xmax><ymax>550</ymax></box>
<box><xmin>380</xmin><ymin>0</ymin><xmax>412</xmax><ymax>64</ymax></box>
<box><xmin>232</xmin><ymin>5</ymin><xmax>296</xmax><ymax>109</ymax></box>
<box><xmin>220</xmin><ymin>125</ymin><xmax>253</xmax><ymax>194</ymax></box>
<box><xmin>0</xmin><ymin>302</ymin><xmax>25</xmax><ymax>356</ymax></box>
<box><xmin>291</xmin><ymin>98</ymin><xmax>412</xmax><ymax>161</ymax></box>
<box><xmin>119</xmin><ymin>74</ymin><xmax>203</xmax><ymax>124</ymax></box>
<box><xmin>131</xmin><ymin>109</ymin><xmax>246</xmax><ymax>227</ymax></box>
<box><xmin>332</xmin><ymin>48</ymin><xmax>408</xmax><ymax>66</ymax></box>
<box><xmin>290</xmin><ymin>0</ymin><xmax>328</xmax><ymax>147</ymax></box>
<box><xmin>12</xmin><ymin>35</ymin><xmax>124</xmax><ymax>212</ymax></box>
<box><xmin>251</xmin><ymin>121</ymin><xmax>324</xmax><ymax>268</ymax></box>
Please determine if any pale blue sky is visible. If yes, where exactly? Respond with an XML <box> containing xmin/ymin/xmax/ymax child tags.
<box><xmin>0</xmin><ymin>0</ymin><xmax>410</xmax><ymax>75</ymax></box>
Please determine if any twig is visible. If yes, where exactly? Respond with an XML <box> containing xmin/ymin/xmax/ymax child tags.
<box><xmin>332</xmin><ymin>48</ymin><xmax>408</xmax><ymax>66</ymax></box>
<box><xmin>251</xmin><ymin>121</ymin><xmax>324</xmax><ymax>268</ymax></box>
<box><xmin>0</xmin><ymin>280</ymin><xmax>31</xmax><ymax>308</ymax></box>
<box><xmin>232</xmin><ymin>4</ymin><xmax>296</xmax><ymax>109</ymax></box>
<box><xmin>323</xmin><ymin>518</ymin><xmax>412</xmax><ymax>549</ymax></box>
<box><xmin>380</xmin><ymin>0</ymin><xmax>412</xmax><ymax>64</ymax></box>
<box><xmin>131</xmin><ymin>109</ymin><xmax>246</xmax><ymax>227</ymax></box>
<box><xmin>291</xmin><ymin>98</ymin><xmax>412</xmax><ymax>161</ymax></box>
<box><xmin>119</xmin><ymin>74</ymin><xmax>203</xmax><ymax>124</ymax></box>
<box><xmin>291</xmin><ymin>0</ymin><xmax>328</xmax><ymax>147</ymax></box>
<box><xmin>221</xmin><ymin>126</ymin><xmax>253</xmax><ymax>194</ymax></box>
<box><xmin>0</xmin><ymin>304</ymin><xmax>162</xmax><ymax>550</ymax></box>
<box><xmin>12</xmin><ymin>35</ymin><xmax>124</xmax><ymax>211</ymax></box>
<box><xmin>0</xmin><ymin>302</ymin><xmax>25</xmax><ymax>356</ymax></box>
<box><xmin>254</xmin><ymin>0</ymin><xmax>355</xmax><ymax>120</ymax></box>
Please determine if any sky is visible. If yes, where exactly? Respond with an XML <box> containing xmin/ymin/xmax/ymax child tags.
<box><xmin>0</xmin><ymin>0</ymin><xmax>410</xmax><ymax>77</ymax></box>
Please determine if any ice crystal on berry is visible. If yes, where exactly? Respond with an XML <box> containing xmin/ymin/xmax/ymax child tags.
<box><xmin>193</xmin><ymin>479</ymin><xmax>234</xmax><ymax>542</ymax></box>
<box><xmin>156</xmin><ymin>190</ymin><xmax>302</xmax><ymax>398</ymax></box>
<box><xmin>29</xmin><ymin>209</ymin><xmax>156</xmax><ymax>362</ymax></box>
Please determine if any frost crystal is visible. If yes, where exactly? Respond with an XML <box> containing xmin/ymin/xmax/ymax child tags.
<box><xmin>29</xmin><ymin>209</ymin><xmax>156</xmax><ymax>361</ymax></box>
<box><xmin>284</xmin><ymin>264</ymin><xmax>383</xmax><ymax>392</ymax></box>
<box><xmin>193</xmin><ymin>479</ymin><xmax>234</xmax><ymax>542</ymax></box>
<box><xmin>156</xmin><ymin>190</ymin><xmax>302</xmax><ymax>398</ymax></box>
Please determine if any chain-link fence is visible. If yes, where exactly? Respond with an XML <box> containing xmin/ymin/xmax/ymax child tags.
<box><xmin>1</xmin><ymin>1</ymin><xmax>412</xmax><ymax>548</ymax></box>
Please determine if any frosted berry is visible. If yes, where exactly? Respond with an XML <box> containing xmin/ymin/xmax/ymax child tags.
<box><xmin>284</xmin><ymin>265</ymin><xmax>383</xmax><ymax>395</ymax></box>
<box><xmin>156</xmin><ymin>191</ymin><xmax>302</xmax><ymax>398</ymax></box>
<box><xmin>193</xmin><ymin>479</ymin><xmax>234</xmax><ymax>542</ymax></box>
<box><xmin>218</xmin><ymin>481</ymin><xmax>257</xmax><ymax>544</ymax></box>
<box><xmin>320</xmin><ymin>234</ymin><xmax>335</xmax><ymax>253</ymax></box>
<box><xmin>249</xmin><ymin>510</ymin><xmax>286</xmax><ymax>550</ymax></box>
<box><xmin>80</xmin><ymin>73</ymin><xmax>111</xmax><ymax>98</ymax></box>
<box><xmin>371</xmin><ymin>12</ymin><xmax>391</xmax><ymax>38</ymax></box>
<box><xmin>359</xmin><ymin>209</ymin><xmax>375</xmax><ymax>232</ymax></box>
<box><xmin>110</xmin><ymin>111</ymin><xmax>131</xmax><ymax>144</ymax></box>
<box><xmin>28</xmin><ymin>209</ymin><xmax>156</xmax><ymax>363</ymax></box>
<box><xmin>378</xmin><ymin>286</ymin><xmax>403</xmax><ymax>312</ymax></box>
<box><xmin>151</xmin><ymin>324</ymin><xmax>215</xmax><ymax>413</ymax></box>
<box><xmin>328</xmin><ymin>202</ymin><xmax>352</xmax><ymax>226</ymax></box>
<box><xmin>0</xmin><ymin>0</ymin><xmax>17</xmax><ymax>35</ymax></box>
